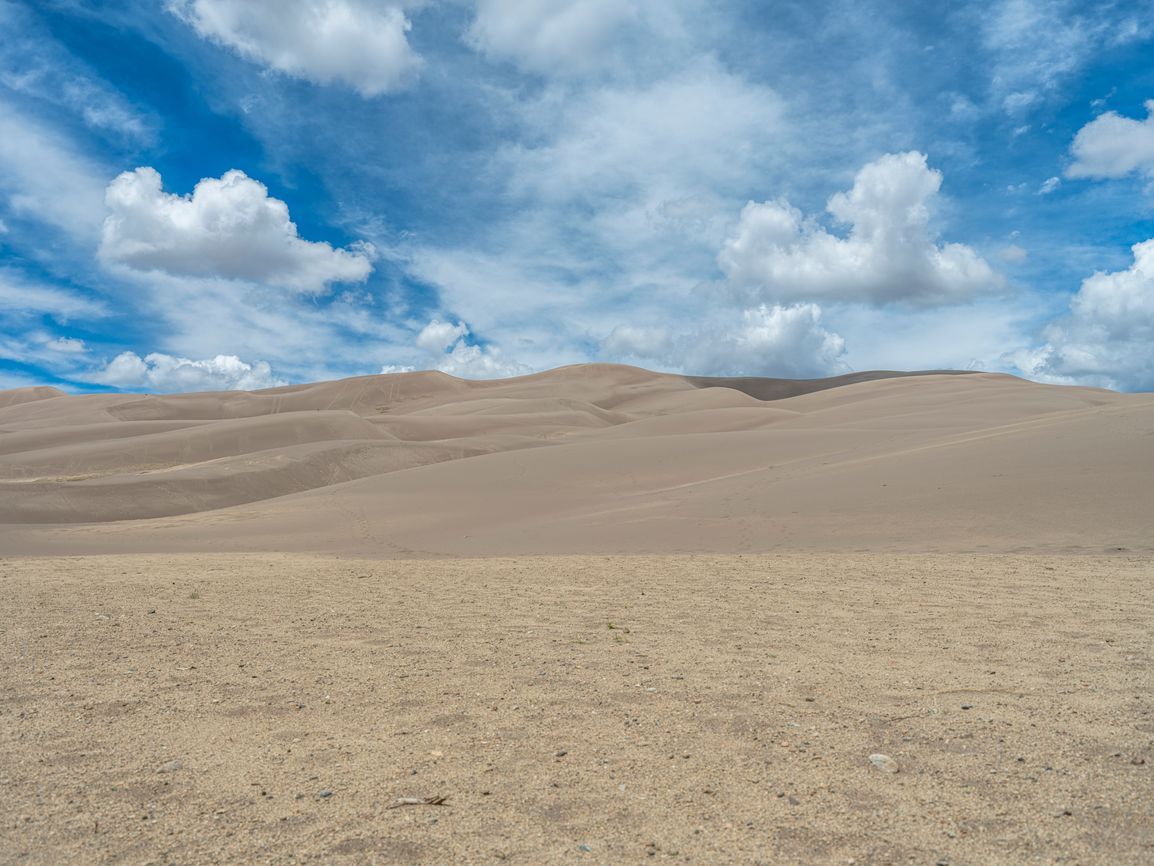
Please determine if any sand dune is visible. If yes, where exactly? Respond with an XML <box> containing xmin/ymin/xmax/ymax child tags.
<box><xmin>0</xmin><ymin>365</ymin><xmax>1150</xmax><ymax>555</ymax></box>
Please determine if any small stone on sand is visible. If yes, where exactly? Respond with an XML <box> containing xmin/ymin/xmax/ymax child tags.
<box><xmin>869</xmin><ymin>754</ymin><xmax>899</xmax><ymax>773</ymax></box>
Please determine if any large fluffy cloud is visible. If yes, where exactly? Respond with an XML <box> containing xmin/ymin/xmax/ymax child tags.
<box><xmin>1067</xmin><ymin>100</ymin><xmax>1154</xmax><ymax>181</ymax></box>
<box><xmin>92</xmin><ymin>351</ymin><xmax>286</xmax><ymax>392</ymax></box>
<box><xmin>1010</xmin><ymin>239</ymin><xmax>1154</xmax><ymax>391</ymax></box>
<box><xmin>605</xmin><ymin>304</ymin><xmax>848</xmax><ymax>378</ymax></box>
<box><xmin>718</xmin><ymin>152</ymin><xmax>1002</xmax><ymax>307</ymax></box>
<box><xmin>170</xmin><ymin>0</ymin><xmax>421</xmax><ymax>96</ymax></box>
<box><xmin>99</xmin><ymin>167</ymin><xmax>373</xmax><ymax>292</ymax></box>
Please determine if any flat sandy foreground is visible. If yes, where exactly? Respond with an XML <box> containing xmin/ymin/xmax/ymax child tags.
<box><xmin>2</xmin><ymin>553</ymin><xmax>1151</xmax><ymax>866</ymax></box>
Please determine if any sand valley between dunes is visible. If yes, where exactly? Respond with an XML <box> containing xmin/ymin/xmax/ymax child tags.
<box><xmin>0</xmin><ymin>365</ymin><xmax>1152</xmax><ymax>864</ymax></box>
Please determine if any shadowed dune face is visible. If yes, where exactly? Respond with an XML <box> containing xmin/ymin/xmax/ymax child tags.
<box><xmin>0</xmin><ymin>365</ymin><xmax>1151</xmax><ymax>556</ymax></box>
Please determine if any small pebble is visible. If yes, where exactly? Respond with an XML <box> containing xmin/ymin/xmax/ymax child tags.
<box><xmin>869</xmin><ymin>753</ymin><xmax>900</xmax><ymax>774</ymax></box>
<box><xmin>555</xmin><ymin>750</ymin><xmax>568</xmax><ymax>758</ymax></box>
<box><xmin>157</xmin><ymin>759</ymin><xmax>182</xmax><ymax>774</ymax></box>
<box><xmin>318</xmin><ymin>789</ymin><xmax>333</xmax><ymax>799</ymax></box>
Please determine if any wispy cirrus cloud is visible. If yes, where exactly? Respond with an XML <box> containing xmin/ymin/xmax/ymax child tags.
<box><xmin>982</xmin><ymin>0</ymin><xmax>1148</xmax><ymax>114</ymax></box>
<box><xmin>0</xmin><ymin>100</ymin><xmax>109</xmax><ymax>241</ymax></box>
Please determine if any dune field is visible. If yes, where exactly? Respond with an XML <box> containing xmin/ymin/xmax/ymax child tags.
<box><xmin>0</xmin><ymin>364</ymin><xmax>1152</xmax><ymax>556</ymax></box>
<box><xmin>1</xmin><ymin>365</ymin><xmax>1152</xmax><ymax>864</ymax></box>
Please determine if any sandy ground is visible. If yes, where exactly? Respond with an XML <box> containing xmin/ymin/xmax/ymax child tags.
<box><xmin>2</xmin><ymin>553</ymin><xmax>1151</xmax><ymax>865</ymax></box>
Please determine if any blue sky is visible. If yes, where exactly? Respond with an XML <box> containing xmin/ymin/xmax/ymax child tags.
<box><xmin>2</xmin><ymin>0</ymin><xmax>1154</xmax><ymax>393</ymax></box>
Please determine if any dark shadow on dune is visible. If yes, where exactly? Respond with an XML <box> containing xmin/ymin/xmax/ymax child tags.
<box><xmin>683</xmin><ymin>370</ymin><xmax>977</xmax><ymax>402</ymax></box>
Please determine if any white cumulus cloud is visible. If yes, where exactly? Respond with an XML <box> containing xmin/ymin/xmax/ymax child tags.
<box><xmin>718</xmin><ymin>152</ymin><xmax>1002</xmax><ymax>307</ymax></box>
<box><xmin>415</xmin><ymin>319</ymin><xmax>469</xmax><ymax>354</ymax></box>
<box><xmin>1010</xmin><ymin>239</ymin><xmax>1154</xmax><ymax>391</ymax></box>
<box><xmin>99</xmin><ymin>167</ymin><xmax>373</xmax><ymax>293</ymax></box>
<box><xmin>436</xmin><ymin>341</ymin><xmax>529</xmax><ymax>380</ymax></box>
<box><xmin>1067</xmin><ymin>100</ymin><xmax>1154</xmax><ymax>181</ymax></box>
<box><xmin>605</xmin><ymin>303</ymin><xmax>848</xmax><ymax>378</ymax></box>
<box><xmin>411</xmin><ymin>318</ymin><xmax>529</xmax><ymax>379</ymax></box>
<box><xmin>93</xmin><ymin>351</ymin><xmax>286</xmax><ymax>392</ymax></box>
<box><xmin>170</xmin><ymin>0</ymin><xmax>422</xmax><ymax>96</ymax></box>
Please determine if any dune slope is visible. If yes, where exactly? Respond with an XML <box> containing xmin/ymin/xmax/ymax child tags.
<box><xmin>0</xmin><ymin>365</ymin><xmax>1150</xmax><ymax>555</ymax></box>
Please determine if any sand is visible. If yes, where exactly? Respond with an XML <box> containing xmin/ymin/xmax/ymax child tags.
<box><xmin>0</xmin><ymin>365</ymin><xmax>1152</xmax><ymax>556</ymax></box>
<box><xmin>1</xmin><ymin>554</ymin><xmax>1151</xmax><ymax>865</ymax></box>
<box><xmin>1</xmin><ymin>366</ymin><xmax>1152</xmax><ymax>864</ymax></box>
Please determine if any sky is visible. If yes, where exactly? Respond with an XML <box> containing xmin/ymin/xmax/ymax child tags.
<box><xmin>2</xmin><ymin>0</ymin><xmax>1154</xmax><ymax>394</ymax></box>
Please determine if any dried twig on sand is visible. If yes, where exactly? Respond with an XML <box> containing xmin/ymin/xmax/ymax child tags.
<box><xmin>386</xmin><ymin>796</ymin><xmax>448</xmax><ymax>809</ymax></box>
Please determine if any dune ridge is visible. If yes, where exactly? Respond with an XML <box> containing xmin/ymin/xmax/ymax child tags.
<box><xmin>0</xmin><ymin>364</ymin><xmax>1150</xmax><ymax>556</ymax></box>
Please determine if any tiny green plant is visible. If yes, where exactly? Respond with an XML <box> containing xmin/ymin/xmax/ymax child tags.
<box><xmin>189</xmin><ymin>590</ymin><xmax>200</xmax><ymax>600</ymax></box>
